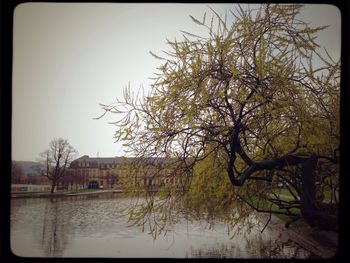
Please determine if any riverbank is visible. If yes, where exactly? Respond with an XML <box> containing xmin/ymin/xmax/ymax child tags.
<box><xmin>11</xmin><ymin>189</ymin><xmax>123</xmax><ymax>198</ymax></box>
<box><xmin>264</xmin><ymin>214</ymin><xmax>338</xmax><ymax>259</ymax></box>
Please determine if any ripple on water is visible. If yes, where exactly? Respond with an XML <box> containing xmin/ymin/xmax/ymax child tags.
<box><xmin>10</xmin><ymin>194</ymin><xmax>311</xmax><ymax>258</ymax></box>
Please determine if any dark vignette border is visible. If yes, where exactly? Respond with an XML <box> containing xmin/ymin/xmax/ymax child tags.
<box><xmin>0</xmin><ymin>0</ymin><xmax>349</xmax><ymax>262</ymax></box>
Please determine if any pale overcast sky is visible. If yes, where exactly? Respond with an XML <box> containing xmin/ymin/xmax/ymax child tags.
<box><xmin>12</xmin><ymin>3</ymin><xmax>341</xmax><ymax>161</ymax></box>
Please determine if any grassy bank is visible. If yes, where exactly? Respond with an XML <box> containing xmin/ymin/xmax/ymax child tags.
<box><xmin>60</xmin><ymin>188</ymin><xmax>100</xmax><ymax>194</ymax></box>
<box><xmin>248</xmin><ymin>194</ymin><xmax>307</xmax><ymax>227</ymax></box>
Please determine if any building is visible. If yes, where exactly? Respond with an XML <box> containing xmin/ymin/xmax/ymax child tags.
<box><xmin>67</xmin><ymin>155</ymin><xmax>184</xmax><ymax>190</ymax></box>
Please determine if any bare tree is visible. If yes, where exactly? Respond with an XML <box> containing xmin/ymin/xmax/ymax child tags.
<box><xmin>37</xmin><ymin>138</ymin><xmax>78</xmax><ymax>193</ymax></box>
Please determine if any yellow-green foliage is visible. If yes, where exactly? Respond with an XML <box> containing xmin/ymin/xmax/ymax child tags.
<box><xmin>98</xmin><ymin>4</ymin><xmax>339</xmax><ymax>236</ymax></box>
<box><xmin>183</xmin><ymin>152</ymin><xmax>235</xmax><ymax>219</ymax></box>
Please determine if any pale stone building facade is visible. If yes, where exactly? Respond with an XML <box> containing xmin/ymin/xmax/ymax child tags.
<box><xmin>68</xmin><ymin>155</ymin><xmax>182</xmax><ymax>190</ymax></box>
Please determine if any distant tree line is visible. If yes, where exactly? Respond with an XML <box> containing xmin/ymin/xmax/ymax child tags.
<box><xmin>11</xmin><ymin>161</ymin><xmax>50</xmax><ymax>185</ymax></box>
<box><xmin>11</xmin><ymin>160</ymin><xmax>89</xmax><ymax>191</ymax></box>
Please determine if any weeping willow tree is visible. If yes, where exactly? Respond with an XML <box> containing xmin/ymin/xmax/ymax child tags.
<box><xmin>98</xmin><ymin>4</ymin><xmax>339</xmax><ymax>237</ymax></box>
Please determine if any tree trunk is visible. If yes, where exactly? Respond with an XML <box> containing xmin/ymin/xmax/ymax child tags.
<box><xmin>301</xmin><ymin>156</ymin><xmax>338</xmax><ymax>232</ymax></box>
<box><xmin>300</xmin><ymin>156</ymin><xmax>316</xmax><ymax>221</ymax></box>
<box><xmin>50</xmin><ymin>182</ymin><xmax>56</xmax><ymax>194</ymax></box>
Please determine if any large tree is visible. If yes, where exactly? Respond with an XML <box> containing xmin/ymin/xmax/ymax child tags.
<box><xmin>37</xmin><ymin>138</ymin><xmax>78</xmax><ymax>193</ymax></box>
<box><xmin>99</xmin><ymin>4</ymin><xmax>339</xmax><ymax>235</ymax></box>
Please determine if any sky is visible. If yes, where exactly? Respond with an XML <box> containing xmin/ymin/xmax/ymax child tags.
<box><xmin>12</xmin><ymin>3</ymin><xmax>341</xmax><ymax>161</ymax></box>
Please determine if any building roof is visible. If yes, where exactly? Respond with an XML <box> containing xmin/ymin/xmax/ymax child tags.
<box><xmin>69</xmin><ymin>155</ymin><xmax>175</xmax><ymax>168</ymax></box>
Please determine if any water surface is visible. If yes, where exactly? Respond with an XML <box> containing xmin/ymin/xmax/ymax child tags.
<box><xmin>11</xmin><ymin>193</ymin><xmax>310</xmax><ymax>258</ymax></box>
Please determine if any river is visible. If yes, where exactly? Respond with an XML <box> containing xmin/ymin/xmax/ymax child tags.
<box><xmin>10</xmin><ymin>192</ymin><xmax>311</xmax><ymax>258</ymax></box>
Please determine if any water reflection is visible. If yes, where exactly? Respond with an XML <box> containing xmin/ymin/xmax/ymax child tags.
<box><xmin>11</xmin><ymin>193</ymin><xmax>311</xmax><ymax>258</ymax></box>
<box><xmin>40</xmin><ymin>198</ymin><xmax>72</xmax><ymax>256</ymax></box>
<box><xmin>189</xmin><ymin>239</ymin><xmax>309</xmax><ymax>258</ymax></box>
